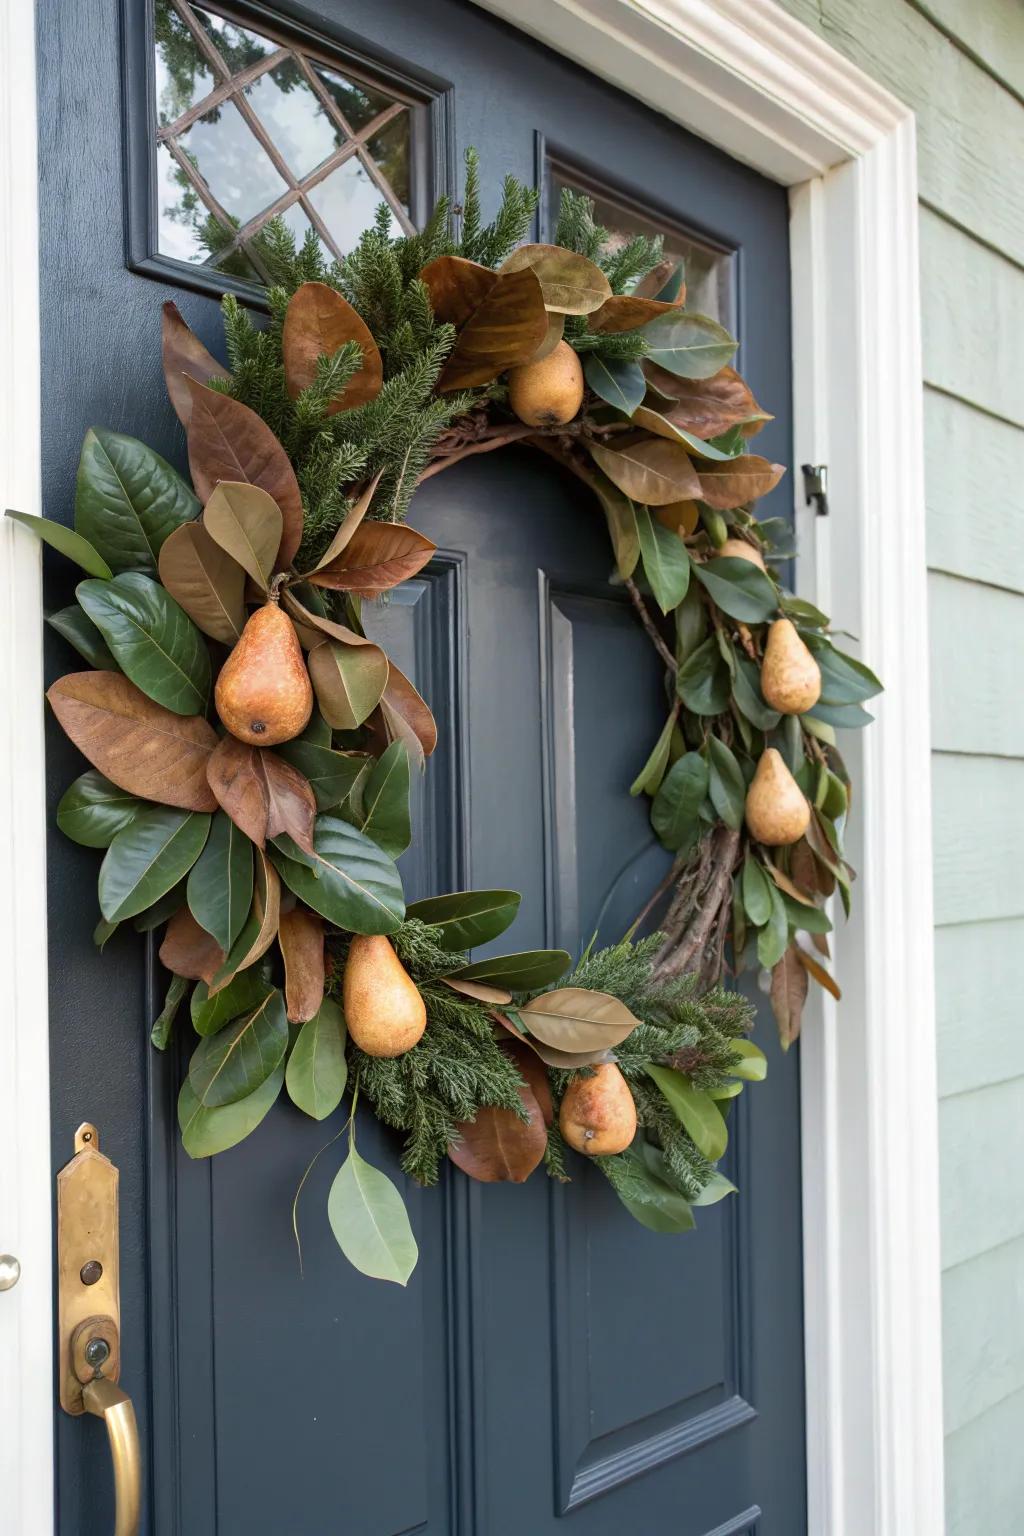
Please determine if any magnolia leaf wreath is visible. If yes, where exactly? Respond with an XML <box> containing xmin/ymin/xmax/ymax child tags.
<box><xmin>15</xmin><ymin>152</ymin><xmax>880</xmax><ymax>1284</ymax></box>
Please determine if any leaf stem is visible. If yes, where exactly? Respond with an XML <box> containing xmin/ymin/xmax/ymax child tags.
<box><xmin>624</xmin><ymin>577</ymin><xmax>677</xmax><ymax>673</ymax></box>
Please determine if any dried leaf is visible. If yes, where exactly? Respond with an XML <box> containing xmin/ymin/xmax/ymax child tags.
<box><xmin>443</xmin><ymin>978</ymin><xmax>513</xmax><ymax>1005</ymax></box>
<box><xmin>517</xmin><ymin>987</ymin><xmax>641</xmax><ymax>1053</ymax></box>
<box><xmin>278</xmin><ymin>907</ymin><xmax>325</xmax><ymax>1023</ymax></box>
<box><xmin>208</xmin><ymin>849</ymin><xmax>281</xmax><ymax>994</ymax></box>
<box><xmin>528</xmin><ymin>311</ymin><xmax>565</xmax><ymax>362</ymax></box>
<box><xmin>47</xmin><ymin>671</ymin><xmax>218</xmax><ymax>811</ymax></box>
<box><xmin>632</xmin><ymin>259</ymin><xmax>682</xmax><ymax>300</ymax></box>
<box><xmin>202</xmin><ymin>481</ymin><xmax>283</xmax><ymax>590</ymax></box>
<box><xmin>642</xmin><ymin>364</ymin><xmax>772</xmax><ymax>439</ymax></box>
<box><xmin>161</xmin><ymin>301</ymin><xmax>230</xmax><ymax>427</ymax></box>
<box><xmin>493</xmin><ymin>1016</ymin><xmax>614</xmax><ymax>1070</ymax></box>
<box><xmin>438</xmin><ymin>267</ymin><xmax>548</xmax><ymax>392</ymax></box>
<box><xmin>763</xmin><ymin>857</ymin><xmax>816</xmax><ymax>905</ymax></box>
<box><xmin>308</xmin><ymin>640</ymin><xmax>389</xmax><ymax>730</ymax></box>
<box><xmin>307</xmin><ymin>520</ymin><xmax>436</xmax><ymax>598</ymax></box>
<box><xmin>159</xmin><ymin>905</ymin><xmax>224</xmax><ymax>982</ymax></box>
<box><xmin>300</xmin><ymin>472</ymin><xmax>383</xmax><ymax>577</ymax></box>
<box><xmin>588</xmin><ymin>293</ymin><xmax>684</xmax><ymax>333</ymax></box>
<box><xmin>281</xmin><ymin>282</ymin><xmax>383</xmax><ymax>412</ymax></box>
<box><xmin>654</xmin><ymin>500</ymin><xmax>700</xmax><ymax>536</ymax></box>
<box><xmin>588</xmin><ymin>437</ymin><xmax>701</xmax><ymax>506</ymax></box>
<box><xmin>698</xmin><ymin>456</ymin><xmax>785</xmax><ymax>510</ymax></box>
<box><xmin>770</xmin><ymin>947</ymin><xmax>808</xmax><ymax>1050</ymax></box>
<box><xmin>796</xmin><ymin>945</ymin><xmax>842</xmax><ymax>1001</ymax></box>
<box><xmin>186</xmin><ymin>379</ymin><xmax>303</xmax><ymax>567</ymax></box>
<box><xmin>506</xmin><ymin>1038</ymin><xmax>554</xmax><ymax>1126</ymax></box>
<box><xmin>499</xmin><ymin>243</ymin><xmax>611</xmax><ymax>315</ymax></box>
<box><xmin>206</xmin><ymin>736</ymin><xmax>316</xmax><ymax>853</ymax></box>
<box><xmin>448</xmin><ymin>1046</ymin><xmax>548</xmax><ymax>1184</ymax></box>
<box><xmin>378</xmin><ymin>661</ymin><xmax>437</xmax><ymax>766</ymax></box>
<box><xmin>157</xmin><ymin>520</ymin><xmax>246</xmax><ymax>644</ymax></box>
<box><xmin>419</xmin><ymin>255</ymin><xmax>498</xmax><ymax>327</ymax></box>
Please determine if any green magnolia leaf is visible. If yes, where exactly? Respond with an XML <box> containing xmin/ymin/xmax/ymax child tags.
<box><xmin>706</xmin><ymin>736</ymin><xmax>745</xmax><ymax>830</ymax></box>
<box><xmin>693</xmin><ymin>557</ymin><xmax>778</xmax><ymax>622</ymax></box>
<box><xmin>651</xmin><ymin>752</ymin><xmax>709</xmax><ymax>852</ymax></box>
<box><xmin>631</xmin><ymin>407</ymin><xmax>741</xmax><ymax>461</ymax></box>
<box><xmin>98</xmin><ymin>807</ymin><xmax>211</xmax><ymax>922</ymax></box>
<box><xmin>805</xmin><ymin>700</ymin><xmax>874</xmax><ymax>730</ymax></box>
<box><xmin>308</xmin><ymin>640</ymin><xmax>389</xmax><ymax>731</ymax></box>
<box><xmin>675</xmin><ymin>582</ymin><xmax>707</xmax><ymax>663</ymax></box>
<box><xmin>642</xmin><ymin>311</ymin><xmax>738</xmax><ymax>379</ymax></box>
<box><xmin>274</xmin><ymin>739</ymin><xmax>368</xmax><ymax>811</ymax></box>
<box><xmin>406</xmin><ymin>889</ymin><xmax>522</xmax><ymax>950</ymax></box>
<box><xmin>178</xmin><ymin>1065</ymin><xmax>283</xmax><ymax>1159</ymax></box>
<box><xmin>630</xmin><ymin>713</ymin><xmax>676</xmax><ymax>797</ymax></box>
<box><xmin>803</xmin><ymin>635</ymin><xmax>883</xmax><ymax>704</ymax></box>
<box><xmin>285</xmin><ymin>997</ymin><xmax>348</xmax><ymax>1120</ymax></box>
<box><xmin>591</xmin><ymin>474</ymin><xmax>640</xmax><ymax>580</ymax></box>
<box><xmin>781</xmin><ymin>893</ymin><xmax>832</xmax><ymax>933</ymax></box>
<box><xmin>609</xmin><ymin>1143</ymin><xmax>696</xmax><ymax>1233</ymax></box>
<box><xmin>186</xmin><ymin>810</ymin><xmax>254</xmax><ymax>952</ymax></box>
<box><xmin>272</xmin><ymin>815</ymin><xmax>405</xmax><ymax>934</ymax></box>
<box><xmin>732</xmin><ymin>654</ymin><xmax>781</xmax><ymax>730</ymax></box>
<box><xmin>757</xmin><ymin>882</ymin><xmax>789</xmax><ymax>969</ymax></box>
<box><xmin>741</xmin><ymin>854</ymin><xmax>773</xmax><ymax>926</ymax></box>
<box><xmin>151</xmin><ymin>973</ymin><xmax>188</xmax><ymax>1051</ymax></box>
<box><xmin>132</xmin><ymin>880</ymin><xmax>187</xmax><ymax>932</ymax></box>
<box><xmin>77</xmin><ymin>573</ymin><xmax>211</xmax><ymax>716</ymax></box>
<box><xmin>452</xmin><ymin>950</ymin><xmax>572</xmax><ymax>990</ymax></box>
<box><xmin>46</xmin><ymin>606</ymin><xmax>118</xmax><ymax>669</ymax></box>
<box><xmin>191</xmin><ymin>968</ymin><xmax>274</xmax><ymax>1036</ymax></box>
<box><xmin>188</xmin><ymin>988</ymin><xmax>288</xmax><ymax>1108</ymax></box>
<box><xmin>691</xmin><ymin>1171</ymin><xmax>738</xmax><ymax>1206</ymax></box>
<box><xmin>328</xmin><ymin>1139</ymin><xmax>419</xmax><ymax>1285</ymax></box>
<box><xmin>645</xmin><ymin>1063</ymin><xmax>728</xmax><ymax>1160</ymax></box>
<box><xmin>677</xmin><ymin>635</ymin><xmax>730</xmax><ymax>715</ymax></box>
<box><xmin>728</xmin><ymin>1038</ymin><xmax>768</xmax><ymax>1081</ymax></box>
<box><xmin>94</xmin><ymin>917</ymin><xmax>119</xmax><ymax>949</ymax></box>
<box><xmin>75</xmin><ymin>427</ymin><xmax>199</xmax><ymax>574</ymax></box>
<box><xmin>6</xmin><ymin>510</ymin><xmax>113</xmax><ymax>578</ymax></box>
<box><xmin>57</xmin><ymin>771</ymin><xmax>143</xmax><ymax>848</ymax></box>
<box><xmin>359</xmin><ymin>741</ymin><xmax>411</xmax><ymax>858</ymax></box>
<box><xmin>636</xmin><ymin>505</ymin><xmax>690</xmax><ymax>614</ymax></box>
<box><xmin>583</xmin><ymin>355</ymin><xmax>646</xmax><ymax>415</ymax></box>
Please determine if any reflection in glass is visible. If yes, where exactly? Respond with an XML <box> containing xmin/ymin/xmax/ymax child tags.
<box><xmin>308</xmin><ymin>156</ymin><xmax>401</xmax><ymax>252</ymax></box>
<box><xmin>312</xmin><ymin>63</ymin><xmax>394</xmax><ymax>132</ymax></box>
<box><xmin>367</xmin><ymin>114</ymin><xmax>410</xmax><ymax>212</ymax></box>
<box><xmin>192</xmin><ymin>8</ymin><xmax>278</xmax><ymax>71</ymax></box>
<box><xmin>154</xmin><ymin>0</ymin><xmax>216</xmax><ymax>127</ymax></box>
<box><xmin>178</xmin><ymin>99</ymin><xmax>287</xmax><ymax>223</ymax></box>
<box><xmin>157</xmin><ymin>140</ymin><xmax>226</xmax><ymax>263</ymax></box>
<box><xmin>244</xmin><ymin>58</ymin><xmax>343</xmax><ymax>176</ymax></box>
<box><xmin>277</xmin><ymin>199</ymin><xmax>334</xmax><ymax>264</ymax></box>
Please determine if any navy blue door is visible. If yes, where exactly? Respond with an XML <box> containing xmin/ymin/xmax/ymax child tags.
<box><xmin>41</xmin><ymin>0</ymin><xmax>801</xmax><ymax>1531</ymax></box>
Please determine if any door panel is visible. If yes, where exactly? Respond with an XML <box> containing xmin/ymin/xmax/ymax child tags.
<box><xmin>39</xmin><ymin>0</ymin><xmax>800</xmax><ymax>1531</ymax></box>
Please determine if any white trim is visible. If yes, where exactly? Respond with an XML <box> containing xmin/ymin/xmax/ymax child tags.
<box><xmin>473</xmin><ymin>2</ymin><xmax>944</xmax><ymax>1532</ymax></box>
<box><xmin>0</xmin><ymin>2</ymin><xmax>54</xmax><ymax>1535</ymax></box>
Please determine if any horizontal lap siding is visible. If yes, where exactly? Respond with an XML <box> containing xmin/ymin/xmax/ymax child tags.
<box><xmin>779</xmin><ymin>0</ymin><xmax>1024</xmax><ymax>1524</ymax></box>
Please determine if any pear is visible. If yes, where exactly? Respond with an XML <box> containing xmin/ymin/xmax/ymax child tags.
<box><xmin>344</xmin><ymin>934</ymin><xmax>427</xmax><ymax>1058</ymax></box>
<box><xmin>716</xmin><ymin>538</ymin><xmax>766</xmax><ymax>570</ymax></box>
<box><xmin>559</xmin><ymin>1063</ymin><xmax>637</xmax><ymax>1156</ymax></box>
<box><xmin>507</xmin><ymin>341</ymin><xmax>584</xmax><ymax>427</ymax></box>
<box><xmin>745</xmin><ymin>747</ymin><xmax>810</xmax><ymax>846</ymax></box>
<box><xmin>214</xmin><ymin>600</ymin><xmax>313</xmax><ymax>746</ymax></box>
<box><xmin>760</xmin><ymin>618</ymin><xmax>821</xmax><ymax>714</ymax></box>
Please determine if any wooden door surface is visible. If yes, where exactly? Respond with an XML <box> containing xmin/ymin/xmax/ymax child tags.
<box><xmin>39</xmin><ymin>0</ymin><xmax>802</xmax><ymax>1530</ymax></box>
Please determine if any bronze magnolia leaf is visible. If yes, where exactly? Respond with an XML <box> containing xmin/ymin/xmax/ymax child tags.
<box><xmin>494</xmin><ymin>1016</ymin><xmax>614</xmax><ymax>1070</ymax></box>
<box><xmin>763</xmin><ymin>856</ymin><xmax>817</xmax><ymax>905</ymax></box>
<box><xmin>158</xmin><ymin>519</ymin><xmax>246</xmax><ymax>644</ymax></box>
<box><xmin>281</xmin><ymin>282</ymin><xmax>383</xmax><ymax>413</ymax></box>
<box><xmin>506</xmin><ymin>1038</ymin><xmax>553</xmax><ymax>1127</ymax></box>
<box><xmin>442</xmin><ymin>977</ymin><xmax>514</xmax><ymax>1005</ymax></box>
<box><xmin>588</xmin><ymin>293</ymin><xmax>685</xmax><ymax>334</ymax></box>
<box><xmin>499</xmin><ymin>243</ymin><xmax>611</xmax><ymax>316</ymax></box>
<box><xmin>448</xmin><ymin>1053</ymin><xmax>547</xmax><ymax>1184</ymax></box>
<box><xmin>301</xmin><ymin>471</ymin><xmax>383</xmax><ymax>578</ymax></box>
<box><xmin>529</xmin><ymin>311</ymin><xmax>565</xmax><ymax>363</ymax></box>
<box><xmin>202</xmin><ymin>481</ymin><xmax>283</xmax><ymax>591</ymax></box>
<box><xmin>632</xmin><ymin>259</ymin><xmax>684</xmax><ymax>301</ymax></box>
<box><xmin>795</xmin><ymin>945</ymin><xmax>841</xmax><ymax>1001</ymax></box>
<box><xmin>517</xmin><ymin>986</ymin><xmax>641</xmax><ymax>1053</ymax></box>
<box><xmin>642</xmin><ymin>363</ymin><xmax>772</xmax><ymax>439</ymax></box>
<box><xmin>588</xmin><ymin>436</ymin><xmax>701</xmax><ymax>506</ymax></box>
<box><xmin>185</xmin><ymin>380</ymin><xmax>303</xmax><ymax>568</ymax></box>
<box><xmin>162</xmin><ymin>302</ymin><xmax>231</xmax><ymax>427</ymax></box>
<box><xmin>308</xmin><ymin>521</ymin><xmax>437</xmax><ymax>598</ymax></box>
<box><xmin>438</xmin><ymin>267</ymin><xmax>548</xmax><ymax>392</ymax></box>
<box><xmin>48</xmin><ymin>671</ymin><xmax>218</xmax><ymax>811</ymax></box>
<box><xmin>208</xmin><ymin>848</ymin><xmax>280</xmax><ymax>994</ymax></box>
<box><xmin>419</xmin><ymin>255</ymin><xmax>498</xmax><ymax>327</ymax></box>
<box><xmin>160</xmin><ymin>905</ymin><xmax>224</xmax><ymax>982</ymax></box>
<box><xmin>206</xmin><ymin>736</ymin><xmax>316</xmax><ymax>853</ymax></box>
<box><xmin>770</xmin><ymin>946</ymin><xmax>808</xmax><ymax>1050</ymax></box>
<box><xmin>697</xmin><ymin>456</ymin><xmax>785</xmax><ymax>510</ymax></box>
<box><xmin>791</xmin><ymin>835</ymin><xmax>833</xmax><ymax>898</ymax></box>
<box><xmin>654</xmin><ymin>500</ymin><xmax>699</xmax><ymax>536</ymax></box>
<box><xmin>378</xmin><ymin>660</ymin><xmax>437</xmax><ymax>766</ymax></box>
<box><xmin>308</xmin><ymin>640</ymin><xmax>390</xmax><ymax>731</ymax></box>
<box><xmin>278</xmin><ymin>907</ymin><xmax>325</xmax><ymax>1023</ymax></box>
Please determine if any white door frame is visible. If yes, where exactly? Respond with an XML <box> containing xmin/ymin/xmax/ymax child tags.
<box><xmin>2</xmin><ymin>0</ymin><xmax>942</xmax><ymax>1532</ymax></box>
<box><xmin>468</xmin><ymin>0</ymin><xmax>944</xmax><ymax>1531</ymax></box>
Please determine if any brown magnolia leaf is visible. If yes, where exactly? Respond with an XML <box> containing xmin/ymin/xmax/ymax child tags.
<box><xmin>208</xmin><ymin>849</ymin><xmax>280</xmax><ymax>994</ymax></box>
<box><xmin>493</xmin><ymin>1015</ymin><xmax>614</xmax><ymax>1069</ymax></box>
<box><xmin>47</xmin><ymin>671</ymin><xmax>218</xmax><ymax>811</ymax></box>
<box><xmin>378</xmin><ymin>661</ymin><xmax>437</xmax><ymax>765</ymax></box>
<box><xmin>206</xmin><ymin>736</ymin><xmax>316</xmax><ymax>853</ymax></box>
<box><xmin>158</xmin><ymin>519</ymin><xmax>246</xmax><ymax>643</ymax></box>
<box><xmin>792</xmin><ymin>835</ymin><xmax>833</xmax><ymax>898</ymax></box>
<box><xmin>770</xmin><ymin>947</ymin><xmax>808</xmax><ymax>1050</ymax></box>
<box><xmin>301</xmin><ymin>471</ymin><xmax>383</xmax><ymax>577</ymax></box>
<box><xmin>419</xmin><ymin>255</ymin><xmax>498</xmax><ymax>327</ymax></box>
<box><xmin>506</xmin><ymin>1038</ymin><xmax>554</xmax><ymax>1126</ymax></box>
<box><xmin>443</xmin><ymin>977</ymin><xmax>514</xmax><ymax>1005</ymax></box>
<box><xmin>499</xmin><ymin>243</ymin><xmax>611</xmax><ymax>315</ymax></box>
<box><xmin>278</xmin><ymin>907</ymin><xmax>325</xmax><ymax>1023</ymax></box>
<box><xmin>654</xmin><ymin>500</ymin><xmax>699</xmax><ymax>536</ymax></box>
<box><xmin>588</xmin><ymin>293</ymin><xmax>685</xmax><ymax>334</ymax></box>
<box><xmin>162</xmin><ymin>301</ymin><xmax>231</xmax><ymax>427</ymax></box>
<box><xmin>308</xmin><ymin>640</ymin><xmax>389</xmax><ymax>730</ymax></box>
<box><xmin>308</xmin><ymin>521</ymin><xmax>436</xmax><ymax>598</ymax></box>
<box><xmin>588</xmin><ymin>436</ymin><xmax>701</xmax><ymax>506</ymax></box>
<box><xmin>763</xmin><ymin>856</ymin><xmax>816</xmax><ymax>905</ymax></box>
<box><xmin>642</xmin><ymin>363</ymin><xmax>772</xmax><ymax>439</ymax></box>
<box><xmin>811</xmin><ymin>930</ymin><xmax>831</xmax><ymax>959</ymax></box>
<box><xmin>281</xmin><ymin>589</ymin><xmax>386</xmax><ymax>657</ymax></box>
<box><xmin>698</xmin><ymin>456</ymin><xmax>786</xmax><ymax>510</ymax></box>
<box><xmin>185</xmin><ymin>379</ymin><xmax>303</xmax><ymax>567</ymax></box>
<box><xmin>438</xmin><ymin>267</ymin><xmax>549</xmax><ymax>392</ymax></box>
<box><xmin>281</xmin><ymin>281</ymin><xmax>383</xmax><ymax>413</ymax></box>
<box><xmin>632</xmin><ymin>259</ymin><xmax>682</xmax><ymax>300</ymax></box>
<box><xmin>517</xmin><ymin>987</ymin><xmax>641</xmax><ymax>1053</ymax></box>
<box><xmin>528</xmin><ymin>311</ymin><xmax>565</xmax><ymax>362</ymax></box>
<box><xmin>159</xmin><ymin>906</ymin><xmax>224</xmax><ymax>982</ymax></box>
<box><xmin>796</xmin><ymin>946</ymin><xmax>842</xmax><ymax>1001</ymax></box>
<box><xmin>202</xmin><ymin>481</ymin><xmax>283</xmax><ymax>590</ymax></box>
<box><xmin>448</xmin><ymin>1051</ymin><xmax>547</xmax><ymax>1184</ymax></box>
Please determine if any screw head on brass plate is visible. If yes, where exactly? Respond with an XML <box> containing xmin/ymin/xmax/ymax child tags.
<box><xmin>80</xmin><ymin>1259</ymin><xmax>103</xmax><ymax>1286</ymax></box>
<box><xmin>0</xmin><ymin>1254</ymin><xmax>21</xmax><ymax>1291</ymax></box>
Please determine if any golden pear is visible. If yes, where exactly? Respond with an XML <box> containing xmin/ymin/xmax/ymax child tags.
<box><xmin>344</xmin><ymin>934</ymin><xmax>427</xmax><ymax>1058</ymax></box>
<box><xmin>745</xmin><ymin>747</ymin><xmax>810</xmax><ymax>846</ymax></box>
<box><xmin>507</xmin><ymin>341</ymin><xmax>584</xmax><ymax>427</ymax></box>
<box><xmin>560</xmin><ymin>1063</ymin><xmax>637</xmax><ymax>1156</ymax></box>
<box><xmin>761</xmin><ymin>618</ymin><xmax>821</xmax><ymax>714</ymax></box>
<box><xmin>716</xmin><ymin>538</ymin><xmax>765</xmax><ymax>570</ymax></box>
<box><xmin>215</xmin><ymin>601</ymin><xmax>313</xmax><ymax>746</ymax></box>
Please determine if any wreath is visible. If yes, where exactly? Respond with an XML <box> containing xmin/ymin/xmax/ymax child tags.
<box><xmin>13</xmin><ymin>153</ymin><xmax>879</xmax><ymax>1284</ymax></box>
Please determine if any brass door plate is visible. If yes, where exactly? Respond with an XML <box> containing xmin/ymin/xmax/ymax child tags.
<box><xmin>57</xmin><ymin>1123</ymin><xmax>121</xmax><ymax>1414</ymax></box>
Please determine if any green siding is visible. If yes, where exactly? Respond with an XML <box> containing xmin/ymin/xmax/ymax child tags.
<box><xmin>777</xmin><ymin>0</ymin><xmax>1024</xmax><ymax>1524</ymax></box>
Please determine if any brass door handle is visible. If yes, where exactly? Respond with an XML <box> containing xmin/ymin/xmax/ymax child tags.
<box><xmin>82</xmin><ymin>1374</ymin><xmax>142</xmax><ymax>1536</ymax></box>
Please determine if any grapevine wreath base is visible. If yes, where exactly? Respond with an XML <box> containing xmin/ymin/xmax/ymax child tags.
<box><xmin>14</xmin><ymin>154</ymin><xmax>879</xmax><ymax>1283</ymax></box>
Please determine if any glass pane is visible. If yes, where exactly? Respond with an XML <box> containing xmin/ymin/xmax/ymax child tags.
<box><xmin>307</xmin><ymin>155</ymin><xmax>401</xmax><ymax>253</ymax></box>
<box><xmin>277</xmin><ymin>199</ymin><xmax>335</xmax><ymax>261</ymax></box>
<box><xmin>244</xmin><ymin>56</ymin><xmax>343</xmax><ymax>176</ymax></box>
<box><xmin>210</xmin><ymin>241</ymin><xmax>264</xmax><ymax>282</ymax></box>
<box><xmin>367</xmin><ymin>112</ymin><xmax>410</xmax><ymax>213</ymax></box>
<box><xmin>176</xmin><ymin>99</ymin><xmax>287</xmax><ymax>224</ymax></box>
<box><xmin>192</xmin><ymin>7</ymin><xmax>278</xmax><ymax>72</ymax></box>
<box><xmin>312</xmin><ymin>63</ymin><xmax>395</xmax><ymax>132</ymax></box>
<box><xmin>157</xmin><ymin>140</ymin><xmax>233</xmax><ymax>263</ymax></box>
<box><xmin>154</xmin><ymin>0</ymin><xmax>217</xmax><ymax>128</ymax></box>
